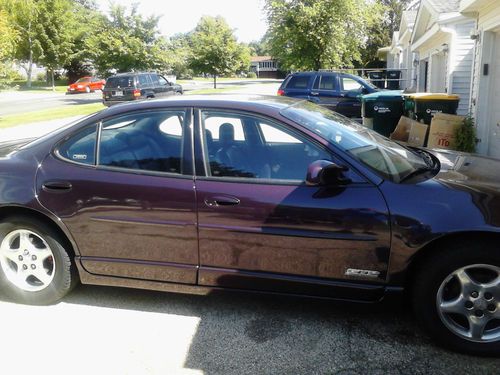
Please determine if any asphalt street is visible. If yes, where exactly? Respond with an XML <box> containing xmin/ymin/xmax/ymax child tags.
<box><xmin>0</xmin><ymin>80</ymin><xmax>499</xmax><ymax>374</ymax></box>
<box><xmin>0</xmin><ymin>79</ymin><xmax>282</xmax><ymax>117</ymax></box>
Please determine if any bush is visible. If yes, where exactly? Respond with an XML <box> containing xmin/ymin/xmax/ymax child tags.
<box><xmin>247</xmin><ymin>71</ymin><xmax>257</xmax><ymax>78</ymax></box>
<box><xmin>455</xmin><ymin>115</ymin><xmax>477</xmax><ymax>153</ymax></box>
<box><xmin>36</xmin><ymin>72</ymin><xmax>46</xmax><ymax>81</ymax></box>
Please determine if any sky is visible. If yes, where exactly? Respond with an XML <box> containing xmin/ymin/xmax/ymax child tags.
<box><xmin>97</xmin><ymin>0</ymin><xmax>268</xmax><ymax>43</ymax></box>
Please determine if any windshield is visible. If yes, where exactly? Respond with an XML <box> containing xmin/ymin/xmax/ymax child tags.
<box><xmin>76</xmin><ymin>77</ymin><xmax>91</xmax><ymax>83</ymax></box>
<box><xmin>280</xmin><ymin>100</ymin><xmax>429</xmax><ymax>182</ymax></box>
<box><xmin>105</xmin><ymin>76</ymin><xmax>134</xmax><ymax>88</ymax></box>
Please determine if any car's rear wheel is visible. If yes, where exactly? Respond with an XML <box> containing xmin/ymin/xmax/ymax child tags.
<box><xmin>0</xmin><ymin>217</ymin><xmax>77</xmax><ymax>305</ymax></box>
<box><xmin>85</xmin><ymin>86</ymin><xmax>91</xmax><ymax>93</ymax></box>
<box><xmin>412</xmin><ymin>242</ymin><xmax>500</xmax><ymax>355</ymax></box>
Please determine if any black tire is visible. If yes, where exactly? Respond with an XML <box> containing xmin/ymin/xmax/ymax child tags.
<box><xmin>412</xmin><ymin>240</ymin><xmax>500</xmax><ymax>356</ymax></box>
<box><xmin>0</xmin><ymin>216</ymin><xmax>77</xmax><ymax>305</ymax></box>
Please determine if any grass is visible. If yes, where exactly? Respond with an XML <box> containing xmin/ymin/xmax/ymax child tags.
<box><xmin>185</xmin><ymin>86</ymin><xmax>240</xmax><ymax>95</ymax></box>
<box><xmin>2</xmin><ymin>79</ymin><xmax>68</xmax><ymax>93</ymax></box>
<box><xmin>177</xmin><ymin>77</ymin><xmax>256</xmax><ymax>84</ymax></box>
<box><xmin>0</xmin><ymin>103</ymin><xmax>105</xmax><ymax>129</ymax></box>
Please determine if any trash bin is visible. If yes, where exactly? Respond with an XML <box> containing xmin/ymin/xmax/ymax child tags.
<box><xmin>403</xmin><ymin>93</ymin><xmax>460</xmax><ymax>125</ymax></box>
<box><xmin>368</xmin><ymin>71</ymin><xmax>386</xmax><ymax>89</ymax></box>
<box><xmin>386</xmin><ymin>70</ymin><xmax>401</xmax><ymax>90</ymax></box>
<box><xmin>362</xmin><ymin>90</ymin><xmax>404</xmax><ymax>137</ymax></box>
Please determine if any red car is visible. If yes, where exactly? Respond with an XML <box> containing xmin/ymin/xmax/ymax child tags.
<box><xmin>67</xmin><ymin>76</ymin><xmax>106</xmax><ymax>94</ymax></box>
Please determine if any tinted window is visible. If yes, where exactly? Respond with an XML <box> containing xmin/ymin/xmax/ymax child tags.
<box><xmin>150</xmin><ymin>74</ymin><xmax>159</xmax><ymax>85</ymax></box>
<box><xmin>138</xmin><ymin>74</ymin><xmax>150</xmax><ymax>86</ymax></box>
<box><xmin>201</xmin><ymin>111</ymin><xmax>331</xmax><ymax>181</ymax></box>
<box><xmin>319</xmin><ymin>75</ymin><xmax>336</xmax><ymax>90</ymax></box>
<box><xmin>286</xmin><ymin>75</ymin><xmax>310</xmax><ymax>89</ymax></box>
<box><xmin>99</xmin><ymin>110</ymin><xmax>185</xmax><ymax>173</ymax></box>
<box><xmin>57</xmin><ymin>125</ymin><xmax>97</xmax><ymax>165</ymax></box>
<box><xmin>105</xmin><ymin>76</ymin><xmax>134</xmax><ymax>88</ymax></box>
<box><xmin>158</xmin><ymin>76</ymin><xmax>168</xmax><ymax>85</ymax></box>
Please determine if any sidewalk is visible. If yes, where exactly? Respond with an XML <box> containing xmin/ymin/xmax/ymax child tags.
<box><xmin>0</xmin><ymin>116</ymin><xmax>84</xmax><ymax>142</ymax></box>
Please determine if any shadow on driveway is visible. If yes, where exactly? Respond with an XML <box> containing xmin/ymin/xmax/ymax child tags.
<box><xmin>24</xmin><ymin>285</ymin><xmax>496</xmax><ymax>374</ymax></box>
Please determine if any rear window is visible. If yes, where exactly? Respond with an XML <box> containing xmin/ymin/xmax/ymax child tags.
<box><xmin>105</xmin><ymin>76</ymin><xmax>135</xmax><ymax>88</ymax></box>
<box><xmin>286</xmin><ymin>75</ymin><xmax>311</xmax><ymax>89</ymax></box>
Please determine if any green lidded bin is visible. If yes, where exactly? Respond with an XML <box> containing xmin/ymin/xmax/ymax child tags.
<box><xmin>361</xmin><ymin>90</ymin><xmax>404</xmax><ymax>137</ymax></box>
<box><xmin>403</xmin><ymin>93</ymin><xmax>460</xmax><ymax>125</ymax></box>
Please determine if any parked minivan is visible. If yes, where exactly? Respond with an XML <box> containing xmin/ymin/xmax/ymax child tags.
<box><xmin>278</xmin><ymin>71</ymin><xmax>378</xmax><ymax>118</ymax></box>
<box><xmin>103</xmin><ymin>72</ymin><xmax>183</xmax><ymax>106</ymax></box>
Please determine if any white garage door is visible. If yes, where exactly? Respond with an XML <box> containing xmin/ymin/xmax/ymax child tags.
<box><xmin>488</xmin><ymin>30</ymin><xmax>500</xmax><ymax>158</ymax></box>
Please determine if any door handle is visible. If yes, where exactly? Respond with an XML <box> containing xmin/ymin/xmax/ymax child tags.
<box><xmin>204</xmin><ymin>195</ymin><xmax>240</xmax><ymax>207</ymax></box>
<box><xmin>42</xmin><ymin>181</ymin><xmax>72</xmax><ymax>193</ymax></box>
<box><xmin>310</xmin><ymin>92</ymin><xmax>319</xmax><ymax>96</ymax></box>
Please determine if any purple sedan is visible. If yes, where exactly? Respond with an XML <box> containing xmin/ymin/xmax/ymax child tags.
<box><xmin>0</xmin><ymin>95</ymin><xmax>499</xmax><ymax>355</ymax></box>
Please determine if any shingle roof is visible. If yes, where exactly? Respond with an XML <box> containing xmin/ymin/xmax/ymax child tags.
<box><xmin>250</xmin><ymin>56</ymin><xmax>273</xmax><ymax>62</ymax></box>
<box><xmin>426</xmin><ymin>0</ymin><xmax>460</xmax><ymax>13</ymax></box>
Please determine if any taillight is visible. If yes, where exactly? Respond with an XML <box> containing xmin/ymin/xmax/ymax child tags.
<box><xmin>277</xmin><ymin>89</ymin><xmax>285</xmax><ymax>96</ymax></box>
<box><xmin>133</xmin><ymin>89</ymin><xmax>141</xmax><ymax>98</ymax></box>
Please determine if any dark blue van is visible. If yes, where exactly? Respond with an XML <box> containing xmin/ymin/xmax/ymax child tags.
<box><xmin>277</xmin><ymin>71</ymin><xmax>378</xmax><ymax>118</ymax></box>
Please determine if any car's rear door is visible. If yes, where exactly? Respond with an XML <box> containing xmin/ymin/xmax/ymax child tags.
<box><xmin>36</xmin><ymin>108</ymin><xmax>199</xmax><ymax>284</ymax></box>
<box><xmin>282</xmin><ymin>74</ymin><xmax>313</xmax><ymax>99</ymax></box>
<box><xmin>193</xmin><ymin>109</ymin><xmax>391</xmax><ymax>301</ymax></box>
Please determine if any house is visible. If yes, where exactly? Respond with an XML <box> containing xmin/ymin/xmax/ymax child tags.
<box><xmin>460</xmin><ymin>0</ymin><xmax>500</xmax><ymax>157</ymax></box>
<box><xmin>249</xmin><ymin>56</ymin><xmax>280</xmax><ymax>79</ymax></box>
<box><xmin>411</xmin><ymin>0</ymin><xmax>476</xmax><ymax>115</ymax></box>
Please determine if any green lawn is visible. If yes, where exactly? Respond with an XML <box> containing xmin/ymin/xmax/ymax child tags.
<box><xmin>2</xmin><ymin>79</ymin><xmax>68</xmax><ymax>93</ymax></box>
<box><xmin>0</xmin><ymin>103</ymin><xmax>105</xmax><ymax>129</ymax></box>
<box><xmin>185</xmin><ymin>86</ymin><xmax>240</xmax><ymax>95</ymax></box>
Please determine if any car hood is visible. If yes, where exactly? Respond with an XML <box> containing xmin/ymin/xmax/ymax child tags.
<box><xmin>430</xmin><ymin>149</ymin><xmax>500</xmax><ymax>191</ymax></box>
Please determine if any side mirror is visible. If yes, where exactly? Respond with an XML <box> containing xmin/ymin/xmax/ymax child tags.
<box><xmin>306</xmin><ymin>160</ymin><xmax>352</xmax><ymax>186</ymax></box>
<box><xmin>361</xmin><ymin>87</ymin><xmax>369</xmax><ymax>95</ymax></box>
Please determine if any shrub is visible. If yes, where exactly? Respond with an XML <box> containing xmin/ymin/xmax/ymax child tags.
<box><xmin>455</xmin><ymin>115</ymin><xmax>477</xmax><ymax>153</ymax></box>
<box><xmin>247</xmin><ymin>71</ymin><xmax>257</xmax><ymax>78</ymax></box>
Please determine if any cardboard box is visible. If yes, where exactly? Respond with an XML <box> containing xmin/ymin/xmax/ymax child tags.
<box><xmin>390</xmin><ymin>116</ymin><xmax>428</xmax><ymax>147</ymax></box>
<box><xmin>427</xmin><ymin>113</ymin><xmax>465</xmax><ymax>150</ymax></box>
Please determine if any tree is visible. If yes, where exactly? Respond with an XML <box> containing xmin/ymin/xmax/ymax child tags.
<box><xmin>264</xmin><ymin>0</ymin><xmax>371</xmax><ymax>71</ymax></box>
<box><xmin>360</xmin><ymin>0</ymin><xmax>413</xmax><ymax>67</ymax></box>
<box><xmin>188</xmin><ymin>16</ymin><xmax>250</xmax><ymax>88</ymax></box>
<box><xmin>3</xmin><ymin>0</ymin><xmax>42</xmax><ymax>87</ymax></box>
<box><xmin>248</xmin><ymin>36</ymin><xmax>270</xmax><ymax>56</ymax></box>
<box><xmin>36</xmin><ymin>0</ymin><xmax>75</xmax><ymax>89</ymax></box>
<box><xmin>86</xmin><ymin>3</ymin><xmax>164</xmax><ymax>75</ymax></box>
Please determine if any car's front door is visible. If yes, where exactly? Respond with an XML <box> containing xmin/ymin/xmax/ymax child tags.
<box><xmin>158</xmin><ymin>75</ymin><xmax>175</xmax><ymax>97</ymax></box>
<box><xmin>336</xmin><ymin>75</ymin><xmax>365</xmax><ymax>118</ymax></box>
<box><xmin>36</xmin><ymin>109</ymin><xmax>198</xmax><ymax>284</ymax></box>
<box><xmin>194</xmin><ymin>109</ymin><xmax>391</xmax><ymax>301</ymax></box>
<box><xmin>309</xmin><ymin>74</ymin><xmax>342</xmax><ymax>112</ymax></box>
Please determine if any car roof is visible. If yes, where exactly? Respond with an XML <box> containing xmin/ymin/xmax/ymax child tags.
<box><xmin>100</xmin><ymin>94</ymin><xmax>300</xmax><ymax>117</ymax></box>
<box><xmin>109</xmin><ymin>72</ymin><xmax>156</xmax><ymax>77</ymax></box>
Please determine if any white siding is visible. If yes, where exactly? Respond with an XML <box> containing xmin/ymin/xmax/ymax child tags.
<box><xmin>449</xmin><ymin>21</ymin><xmax>475</xmax><ymax>115</ymax></box>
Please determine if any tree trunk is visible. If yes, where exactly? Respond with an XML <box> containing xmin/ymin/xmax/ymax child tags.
<box><xmin>51</xmin><ymin>69</ymin><xmax>55</xmax><ymax>91</ymax></box>
<box><xmin>213</xmin><ymin>74</ymin><xmax>217</xmax><ymax>89</ymax></box>
<box><xmin>26</xmin><ymin>21</ymin><xmax>33</xmax><ymax>88</ymax></box>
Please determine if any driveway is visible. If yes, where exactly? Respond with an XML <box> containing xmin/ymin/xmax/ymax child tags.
<box><xmin>0</xmin><ymin>286</ymin><xmax>498</xmax><ymax>375</ymax></box>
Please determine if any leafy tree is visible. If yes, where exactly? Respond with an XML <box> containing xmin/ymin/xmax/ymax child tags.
<box><xmin>264</xmin><ymin>0</ymin><xmax>370</xmax><ymax>71</ymax></box>
<box><xmin>63</xmin><ymin>0</ymin><xmax>106</xmax><ymax>82</ymax></box>
<box><xmin>361</xmin><ymin>0</ymin><xmax>413</xmax><ymax>67</ymax></box>
<box><xmin>189</xmin><ymin>16</ymin><xmax>250</xmax><ymax>88</ymax></box>
<box><xmin>36</xmin><ymin>0</ymin><xmax>75</xmax><ymax>89</ymax></box>
<box><xmin>86</xmin><ymin>4</ymin><xmax>163</xmax><ymax>75</ymax></box>
<box><xmin>248</xmin><ymin>37</ymin><xmax>270</xmax><ymax>56</ymax></box>
<box><xmin>154</xmin><ymin>33</ymin><xmax>194</xmax><ymax>79</ymax></box>
<box><xmin>0</xmin><ymin>8</ymin><xmax>18</xmax><ymax>61</ymax></box>
<box><xmin>3</xmin><ymin>0</ymin><xmax>42</xmax><ymax>87</ymax></box>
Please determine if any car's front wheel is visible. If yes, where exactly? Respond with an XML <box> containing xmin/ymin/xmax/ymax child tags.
<box><xmin>413</xmin><ymin>241</ymin><xmax>500</xmax><ymax>355</ymax></box>
<box><xmin>0</xmin><ymin>217</ymin><xmax>77</xmax><ymax>305</ymax></box>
